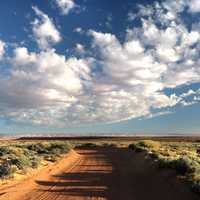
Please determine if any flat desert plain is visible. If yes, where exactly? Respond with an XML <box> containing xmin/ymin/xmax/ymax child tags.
<box><xmin>0</xmin><ymin>137</ymin><xmax>199</xmax><ymax>200</ymax></box>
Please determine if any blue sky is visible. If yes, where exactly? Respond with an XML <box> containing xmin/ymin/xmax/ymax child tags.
<box><xmin>0</xmin><ymin>0</ymin><xmax>200</xmax><ymax>136</ymax></box>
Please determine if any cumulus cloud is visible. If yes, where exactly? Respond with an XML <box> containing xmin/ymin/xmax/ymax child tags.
<box><xmin>0</xmin><ymin>47</ymin><xmax>93</xmax><ymax>126</ymax></box>
<box><xmin>83</xmin><ymin>0</ymin><xmax>200</xmax><ymax>123</ymax></box>
<box><xmin>55</xmin><ymin>0</ymin><xmax>76</xmax><ymax>15</ymax></box>
<box><xmin>0</xmin><ymin>40</ymin><xmax>5</xmax><ymax>60</ymax></box>
<box><xmin>85</xmin><ymin>29</ymin><xmax>181</xmax><ymax>122</ymax></box>
<box><xmin>188</xmin><ymin>0</ymin><xmax>200</xmax><ymax>13</ymax></box>
<box><xmin>177</xmin><ymin>88</ymin><xmax>200</xmax><ymax>106</ymax></box>
<box><xmin>145</xmin><ymin>111</ymin><xmax>173</xmax><ymax>119</ymax></box>
<box><xmin>0</xmin><ymin>0</ymin><xmax>200</xmax><ymax>127</ymax></box>
<box><xmin>180</xmin><ymin>89</ymin><xmax>196</xmax><ymax>98</ymax></box>
<box><xmin>74</xmin><ymin>27</ymin><xmax>82</xmax><ymax>33</ymax></box>
<box><xmin>75</xmin><ymin>43</ymin><xmax>85</xmax><ymax>54</ymax></box>
<box><xmin>32</xmin><ymin>6</ymin><xmax>62</xmax><ymax>49</ymax></box>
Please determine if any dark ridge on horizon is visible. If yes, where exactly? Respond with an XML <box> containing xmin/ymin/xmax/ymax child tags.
<box><xmin>15</xmin><ymin>136</ymin><xmax>200</xmax><ymax>142</ymax></box>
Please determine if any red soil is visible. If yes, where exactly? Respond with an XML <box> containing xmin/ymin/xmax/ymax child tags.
<box><xmin>0</xmin><ymin>147</ymin><xmax>198</xmax><ymax>200</ymax></box>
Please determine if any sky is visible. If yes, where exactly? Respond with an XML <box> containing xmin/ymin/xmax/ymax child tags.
<box><xmin>0</xmin><ymin>0</ymin><xmax>200</xmax><ymax>136</ymax></box>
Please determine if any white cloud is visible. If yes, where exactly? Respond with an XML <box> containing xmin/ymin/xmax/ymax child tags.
<box><xmin>188</xmin><ymin>0</ymin><xmax>200</xmax><ymax>13</ymax></box>
<box><xmin>0</xmin><ymin>47</ymin><xmax>93</xmax><ymax>126</ymax></box>
<box><xmin>182</xmin><ymin>31</ymin><xmax>200</xmax><ymax>46</ymax></box>
<box><xmin>32</xmin><ymin>6</ymin><xmax>62</xmax><ymax>49</ymax></box>
<box><xmin>124</xmin><ymin>40</ymin><xmax>144</xmax><ymax>55</ymax></box>
<box><xmin>180</xmin><ymin>89</ymin><xmax>196</xmax><ymax>98</ymax></box>
<box><xmin>1</xmin><ymin>0</ymin><xmax>200</xmax><ymax>127</ymax></box>
<box><xmin>181</xmin><ymin>100</ymin><xmax>196</xmax><ymax>106</ymax></box>
<box><xmin>157</xmin><ymin>46</ymin><xmax>180</xmax><ymax>63</ymax></box>
<box><xmin>87</xmin><ymin>30</ymin><xmax>181</xmax><ymax>122</ymax></box>
<box><xmin>11</xmin><ymin>47</ymin><xmax>91</xmax><ymax>95</ymax></box>
<box><xmin>75</xmin><ymin>43</ymin><xmax>85</xmax><ymax>54</ymax></box>
<box><xmin>55</xmin><ymin>0</ymin><xmax>76</xmax><ymax>15</ymax></box>
<box><xmin>0</xmin><ymin>40</ymin><xmax>5</xmax><ymax>60</ymax></box>
<box><xmin>194</xmin><ymin>96</ymin><xmax>200</xmax><ymax>101</ymax></box>
<box><xmin>127</xmin><ymin>12</ymin><xmax>136</xmax><ymax>21</ymax></box>
<box><xmin>83</xmin><ymin>0</ymin><xmax>200</xmax><ymax>123</ymax></box>
<box><xmin>179</xmin><ymin>89</ymin><xmax>200</xmax><ymax>106</ymax></box>
<box><xmin>145</xmin><ymin>111</ymin><xmax>173</xmax><ymax>119</ymax></box>
<box><xmin>74</xmin><ymin>27</ymin><xmax>83</xmax><ymax>34</ymax></box>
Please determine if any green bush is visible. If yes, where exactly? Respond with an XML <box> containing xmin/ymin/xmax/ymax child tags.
<box><xmin>128</xmin><ymin>143</ymin><xmax>145</xmax><ymax>152</ymax></box>
<box><xmin>102</xmin><ymin>143</ymin><xmax>117</xmax><ymax>148</ymax></box>
<box><xmin>0</xmin><ymin>146</ymin><xmax>24</xmax><ymax>157</ymax></box>
<box><xmin>77</xmin><ymin>143</ymin><xmax>97</xmax><ymax>148</ymax></box>
<box><xmin>43</xmin><ymin>154</ymin><xmax>57</xmax><ymax>162</ymax></box>
<box><xmin>31</xmin><ymin>156</ymin><xmax>41</xmax><ymax>168</ymax></box>
<box><xmin>0</xmin><ymin>141</ymin><xmax>72</xmax><ymax>179</ymax></box>
<box><xmin>128</xmin><ymin>140</ymin><xmax>161</xmax><ymax>153</ymax></box>
<box><xmin>192</xmin><ymin>180</ymin><xmax>200</xmax><ymax>193</ymax></box>
<box><xmin>127</xmin><ymin>140</ymin><xmax>200</xmax><ymax>195</ymax></box>
<box><xmin>26</xmin><ymin>143</ymin><xmax>49</xmax><ymax>154</ymax></box>
<box><xmin>158</xmin><ymin>158</ymin><xmax>173</xmax><ymax>168</ymax></box>
<box><xmin>0</xmin><ymin>146</ymin><xmax>11</xmax><ymax>156</ymax></box>
<box><xmin>8</xmin><ymin>155</ymin><xmax>32</xmax><ymax>170</ymax></box>
<box><xmin>25</xmin><ymin>142</ymin><xmax>71</xmax><ymax>156</ymax></box>
<box><xmin>157</xmin><ymin>157</ymin><xmax>195</xmax><ymax>175</ymax></box>
<box><xmin>149</xmin><ymin>151</ymin><xmax>159</xmax><ymax>159</ymax></box>
<box><xmin>47</xmin><ymin>142</ymin><xmax>71</xmax><ymax>154</ymax></box>
<box><xmin>138</xmin><ymin>140</ymin><xmax>161</xmax><ymax>150</ymax></box>
<box><xmin>172</xmin><ymin>158</ymin><xmax>196</xmax><ymax>175</ymax></box>
<box><xmin>0</xmin><ymin>162</ymin><xmax>17</xmax><ymax>178</ymax></box>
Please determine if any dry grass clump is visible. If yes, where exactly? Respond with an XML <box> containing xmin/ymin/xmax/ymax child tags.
<box><xmin>0</xmin><ymin>141</ymin><xmax>72</xmax><ymax>179</ymax></box>
<box><xmin>128</xmin><ymin>140</ymin><xmax>200</xmax><ymax>195</ymax></box>
<box><xmin>128</xmin><ymin>140</ymin><xmax>161</xmax><ymax>153</ymax></box>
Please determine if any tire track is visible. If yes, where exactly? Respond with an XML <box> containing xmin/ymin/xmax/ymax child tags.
<box><xmin>25</xmin><ymin>156</ymin><xmax>84</xmax><ymax>200</ymax></box>
<box><xmin>0</xmin><ymin>147</ymin><xmax>199</xmax><ymax>200</ymax></box>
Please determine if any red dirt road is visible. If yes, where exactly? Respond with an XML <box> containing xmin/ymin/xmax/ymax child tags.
<box><xmin>0</xmin><ymin>147</ymin><xmax>199</xmax><ymax>200</ymax></box>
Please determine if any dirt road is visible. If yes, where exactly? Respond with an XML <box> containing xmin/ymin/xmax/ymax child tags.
<box><xmin>0</xmin><ymin>147</ymin><xmax>199</xmax><ymax>200</ymax></box>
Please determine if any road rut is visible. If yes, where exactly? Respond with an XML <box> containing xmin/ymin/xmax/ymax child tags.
<box><xmin>0</xmin><ymin>147</ymin><xmax>199</xmax><ymax>200</ymax></box>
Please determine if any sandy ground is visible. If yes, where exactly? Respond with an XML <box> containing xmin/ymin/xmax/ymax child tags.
<box><xmin>0</xmin><ymin>147</ymin><xmax>199</xmax><ymax>200</ymax></box>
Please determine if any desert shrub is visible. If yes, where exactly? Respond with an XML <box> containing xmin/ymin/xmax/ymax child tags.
<box><xmin>191</xmin><ymin>165</ymin><xmax>200</xmax><ymax>193</ymax></box>
<box><xmin>77</xmin><ymin>143</ymin><xmax>97</xmax><ymax>148</ymax></box>
<box><xmin>8</xmin><ymin>155</ymin><xmax>32</xmax><ymax>170</ymax></box>
<box><xmin>51</xmin><ymin>148</ymin><xmax>62</xmax><ymax>155</ymax></box>
<box><xmin>157</xmin><ymin>157</ymin><xmax>195</xmax><ymax>175</ymax></box>
<box><xmin>9</xmin><ymin>147</ymin><xmax>24</xmax><ymax>156</ymax></box>
<box><xmin>0</xmin><ymin>146</ymin><xmax>24</xmax><ymax>157</ymax></box>
<box><xmin>128</xmin><ymin>141</ymin><xmax>200</xmax><ymax>195</ymax></box>
<box><xmin>0</xmin><ymin>141</ymin><xmax>72</xmax><ymax>179</ymax></box>
<box><xmin>128</xmin><ymin>143</ymin><xmax>145</xmax><ymax>152</ymax></box>
<box><xmin>129</xmin><ymin>140</ymin><xmax>161</xmax><ymax>153</ymax></box>
<box><xmin>102</xmin><ymin>143</ymin><xmax>117</xmax><ymax>147</ymax></box>
<box><xmin>85</xmin><ymin>143</ymin><xmax>97</xmax><ymax>147</ymax></box>
<box><xmin>0</xmin><ymin>162</ymin><xmax>17</xmax><ymax>178</ymax></box>
<box><xmin>43</xmin><ymin>154</ymin><xmax>57</xmax><ymax>162</ymax></box>
<box><xmin>47</xmin><ymin>142</ymin><xmax>71</xmax><ymax>154</ymax></box>
<box><xmin>128</xmin><ymin>143</ymin><xmax>137</xmax><ymax>150</ymax></box>
<box><xmin>158</xmin><ymin>157</ymin><xmax>173</xmax><ymax>168</ymax></box>
<box><xmin>138</xmin><ymin>140</ymin><xmax>161</xmax><ymax>150</ymax></box>
<box><xmin>172</xmin><ymin>158</ymin><xmax>195</xmax><ymax>175</ymax></box>
<box><xmin>149</xmin><ymin>151</ymin><xmax>159</xmax><ymax>159</ymax></box>
<box><xmin>192</xmin><ymin>180</ymin><xmax>200</xmax><ymax>193</ymax></box>
<box><xmin>30</xmin><ymin>156</ymin><xmax>41</xmax><ymax>168</ymax></box>
<box><xmin>159</xmin><ymin>150</ymin><xmax>171</xmax><ymax>157</ymax></box>
<box><xmin>197</xmin><ymin>149</ymin><xmax>200</xmax><ymax>155</ymax></box>
<box><xmin>0</xmin><ymin>146</ymin><xmax>10</xmax><ymax>156</ymax></box>
<box><xmin>26</xmin><ymin>143</ymin><xmax>49</xmax><ymax>154</ymax></box>
<box><xmin>25</xmin><ymin>142</ymin><xmax>71</xmax><ymax>156</ymax></box>
<box><xmin>25</xmin><ymin>142</ymin><xmax>71</xmax><ymax>162</ymax></box>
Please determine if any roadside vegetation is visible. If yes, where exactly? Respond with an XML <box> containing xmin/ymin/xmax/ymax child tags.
<box><xmin>128</xmin><ymin>140</ymin><xmax>200</xmax><ymax>194</ymax></box>
<box><xmin>0</xmin><ymin>141</ymin><xmax>72</xmax><ymax>179</ymax></box>
<box><xmin>75</xmin><ymin>141</ymin><xmax>118</xmax><ymax>148</ymax></box>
